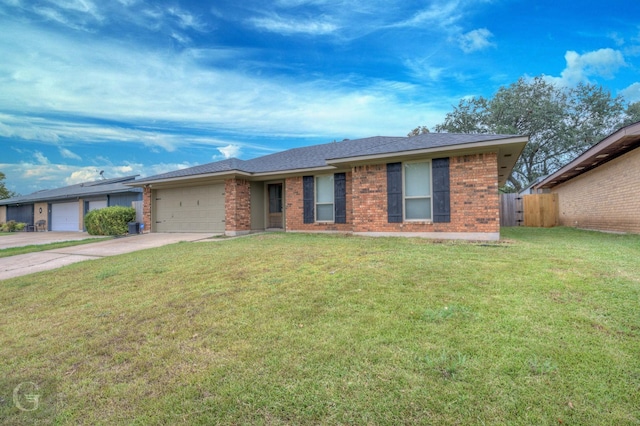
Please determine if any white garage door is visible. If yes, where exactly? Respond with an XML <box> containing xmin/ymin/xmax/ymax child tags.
<box><xmin>155</xmin><ymin>184</ymin><xmax>225</xmax><ymax>232</ymax></box>
<box><xmin>51</xmin><ymin>202</ymin><xmax>80</xmax><ymax>231</ymax></box>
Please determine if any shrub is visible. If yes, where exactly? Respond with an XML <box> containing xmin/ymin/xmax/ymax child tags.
<box><xmin>85</xmin><ymin>206</ymin><xmax>136</xmax><ymax>236</ymax></box>
<box><xmin>1</xmin><ymin>220</ymin><xmax>26</xmax><ymax>232</ymax></box>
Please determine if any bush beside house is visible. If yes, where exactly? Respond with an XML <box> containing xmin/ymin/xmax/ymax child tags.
<box><xmin>85</xmin><ymin>206</ymin><xmax>136</xmax><ymax>236</ymax></box>
<box><xmin>1</xmin><ymin>220</ymin><xmax>26</xmax><ymax>232</ymax></box>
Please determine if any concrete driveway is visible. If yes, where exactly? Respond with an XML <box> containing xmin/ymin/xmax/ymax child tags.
<box><xmin>0</xmin><ymin>231</ymin><xmax>102</xmax><ymax>249</ymax></box>
<box><xmin>0</xmin><ymin>233</ymin><xmax>219</xmax><ymax>280</ymax></box>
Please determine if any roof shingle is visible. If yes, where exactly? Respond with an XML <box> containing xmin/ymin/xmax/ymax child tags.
<box><xmin>135</xmin><ymin>133</ymin><xmax>520</xmax><ymax>183</ymax></box>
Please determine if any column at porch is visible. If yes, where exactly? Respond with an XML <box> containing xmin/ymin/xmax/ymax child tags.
<box><xmin>225</xmin><ymin>178</ymin><xmax>252</xmax><ymax>236</ymax></box>
<box><xmin>142</xmin><ymin>186</ymin><xmax>152</xmax><ymax>233</ymax></box>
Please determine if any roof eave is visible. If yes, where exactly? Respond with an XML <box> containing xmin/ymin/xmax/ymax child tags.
<box><xmin>0</xmin><ymin>187</ymin><xmax>142</xmax><ymax>205</ymax></box>
<box><xmin>128</xmin><ymin>170</ymin><xmax>253</xmax><ymax>186</ymax></box>
<box><xmin>535</xmin><ymin>121</ymin><xmax>640</xmax><ymax>190</ymax></box>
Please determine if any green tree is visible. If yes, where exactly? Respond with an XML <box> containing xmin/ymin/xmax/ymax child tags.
<box><xmin>407</xmin><ymin>126</ymin><xmax>430</xmax><ymax>136</ymax></box>
<box><xmin>427</xmin><ymin>77</ymin><xmax>625</xmax><ymax>191</ymax></box>
<box><xmin>622</xmin><ymin>101</ymin><xmax>640</xmax><ymax>126</ymax></box>
<box><xmin>0</xmin><ymin>172</ymin><xmax>18</xmax><ymax>200</ymax></box>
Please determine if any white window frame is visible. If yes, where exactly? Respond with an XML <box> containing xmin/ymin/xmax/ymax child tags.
<box><xmin>315</xmin><ymin>175</ymin><xmax>334</xmax><ymax>222</ymax></box>
<box><xmin>403</xmin><ymin>160</ymin><xmax>433</xmax><ymax>221</ymax></box>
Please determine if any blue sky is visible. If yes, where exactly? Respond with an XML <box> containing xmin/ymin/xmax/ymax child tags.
<box><xmin>1</xmin><ymin>0</ymin><xmax>639</xmax><ymax>195</ymax></box>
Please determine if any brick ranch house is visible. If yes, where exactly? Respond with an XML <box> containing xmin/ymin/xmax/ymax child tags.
<box><xmin>534</xmin><ymin>121</ymin><xmax>640</xmax><ymax>234</ymax></box>
<box><xmin>129</xmin><ymin>133</ymin><xmax>528</xmax><ymax>241</ymax></box>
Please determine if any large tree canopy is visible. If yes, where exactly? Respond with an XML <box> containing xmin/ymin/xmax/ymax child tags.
<box><xmin>412</xmin><ymin>77</ymin><xmax>630</xmax><ymax>191</ymax></box>
<box><xmin>0</xmin><ymin>172</ymin><xmax>18</xmax><ymax>200</ymax></box>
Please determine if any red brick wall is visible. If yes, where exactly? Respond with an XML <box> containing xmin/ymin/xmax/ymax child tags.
<box><xmin>285</xmin><ymin>154</ymin><xmax>499</xmax><ymax>234</ymax></box>
<box><xmin>552</xmin><ymin>147</ymin><xmax>640</xmax><ymax>234</ymax></box>
<box><xmin>225</xmin><ymin>178</ymin><xmax>251</xmax><ymax>232</ymax></box>
<box><xmin>143</xmin><ymin>186</ymin><xmax>152</xmax><ymax>233</ymax></box>
<box><xmin>285</xmin><ymin>173</ymin><xmax>353</xmax><ymax>232</ymax></box>
<box><xmin>449</xmin><ymin>153</ymin><xmax>499</xmax><ymax>233</ymax></box>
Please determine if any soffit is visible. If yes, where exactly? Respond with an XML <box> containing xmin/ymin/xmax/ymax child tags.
<box><xmin>536</xmin><ymin>122</ymin><xmax>640</xmax><ymax>189</ymax></box>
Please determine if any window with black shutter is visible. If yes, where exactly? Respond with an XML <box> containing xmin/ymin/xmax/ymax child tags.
<box><xmin>334</xmin><ymin>173</ymin><xmax>346</xmax><ymax>224</ymax></box>
<box><xmin>387</xmin><ymin>162</ymin><xmax>403</xmax><ymax>223</ymax></box>
<box><xmin>387</xmin><ymin>158</ymin><xmax>451</xmax><ymax>223</ymax></box>
<box><xmin>432</xmin><ymin>158</ymin><xmax>451</xmax><ymax>223</ymax></box>
<box><xmin>303</xmin><ymin>176</ymin><xmax>314</xmax><ymax>224</ymax></box>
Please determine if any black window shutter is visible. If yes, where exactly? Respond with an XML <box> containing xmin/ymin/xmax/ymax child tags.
<box><xmin>334</xmin><ymin>173</ymin><xmax>346</xmax><ymax>224</ymax></box>
<box><xmin>303</xmin><ymin>176</ymin><xmax>315</xmax><ymax>224</ymax></box>
<box><xmin>387</xmin><ymin>162</ymin><xmax>403</xmax><ymax>223</ymax></box>
<box><xmin>432</xmin><ymin>157</ymin><xmax>450</xmax><ymax>223</ymax></box>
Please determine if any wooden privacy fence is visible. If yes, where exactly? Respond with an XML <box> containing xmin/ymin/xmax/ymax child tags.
<box><xmin>499</xmin><ymin>193</ymin><xmax>523</xmax><ymax>227</ymax></box>
<box><xmin>523</xmin><ymin>193</ymin><xmax>558</xmax><ymax>227</ymax></box>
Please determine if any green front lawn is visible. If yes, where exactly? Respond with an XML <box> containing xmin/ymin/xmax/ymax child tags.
<box><xmin>1</xmin><ymin>228</ymin><xmax>639</xmax><ymax>424</ymax></box>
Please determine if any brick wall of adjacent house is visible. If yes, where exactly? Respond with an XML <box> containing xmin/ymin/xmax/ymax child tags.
<box><xmin>552</xmin><ymin>147</ymin><xmax>640</xmax><ymax>234</ymax></box>
<box><xmin>143</xmin><ymin>186</ymin><xmax>152</xmax><ymax>233</ymax></box>
<box><xmin>351</xmin><ymin>153</ymin><xmax>499</xmax><ymax>233</ymax></box>
<box><xmin>284</xmin><ymin>153</ymin><xmax>499</xmax><ymax>234</ymax></box>
<box><xmin>225</xmin><ymin>178</ymin><xmax>251</xmax><ymax>232</ymax></box>
<box><xmin>285</xmin><ymin>172</ymin><xmax>354</xmax><ymax>232</ymax></box>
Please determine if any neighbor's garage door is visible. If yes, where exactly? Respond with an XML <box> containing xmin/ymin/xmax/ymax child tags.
<box><xmin>51</xmin><ymin>202</ymin><xmax>79</xmax><ymax>231</ymax></box>
<box><xmin>155</xmin><ymin>184</ymin><xmax>225</xmax><ymax>232</ymax></box>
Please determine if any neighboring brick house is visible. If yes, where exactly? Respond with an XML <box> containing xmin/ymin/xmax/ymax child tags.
<box><xmin>131</xmin><ymin>133</ymin><xmax>527</xmax><ymax>240</ymax></box>
<box><xmin>534</xmin><ymin>121</ymin><xmax>640</xmax><ymax>234</ymax></box>
<box><xmin>0</xmin><ymin>176</ymin><xmax>142</xmax><ymax>231</ymax></box>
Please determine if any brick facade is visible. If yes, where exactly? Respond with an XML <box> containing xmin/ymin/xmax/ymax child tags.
<box><xmin>285</xmin><ymin>173</ymin><xmax>354</xmax><ymax>232</ymax></box>
<box><xmin>552</xmin><ymin>147</ymin><xmax>640</xmax><ymax>234</ymax></box>
<box><xmin>143</xmin><ymin>154</ymin><xmax>501</xmax><ymax>239</ymax></box>
<box><xmin>225</xmin><ymin>178</ymin><xmax>251</xmax><ymax>234</ymax></box>
<box><xmin>283</xmin><ymin>153</ymin><xmax>499</xmax><ymax>236</ymax></box>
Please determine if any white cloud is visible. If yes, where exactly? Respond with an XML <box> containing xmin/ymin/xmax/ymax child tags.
<box><xmin>33</xmin><ymin>151</ymin><xmax>50</xmax><ymax>165</ymax></box>
<box><xmin>65</xmin><ymin>169</ymin><xmax>103</xmax><ymax>185</ymax></box>
<box><xmin>545</xmin><ymin>48</ymin><xmax>627</xmax><ymax>87</ymax></box>
<box><xmin>59</xmin><ymin>147</ymin><xmax>82</xmax><ymax>160</ymax></box>
<box><xmin>249</xmin><ymin>15</ymin><xmax>338</xmax><ymax>35</ymax></box>
<box><xmin>167</xmin><ymin>6</ymin><xmax>207</xmax><ymax>31</ymax></box>
<box><xmin>458</xmin><ymin>28</ymin><xmax>495</xmax><ymax>53</ymax></box>
<box><xmin>395</xmin><ymin>1</ymin><xmax>462</xmax><ymax>28</ymax></box>
<box><xmin>217</xmin><ymin>144</ymin><xmax>241</xmax><ymax>159</ymax></box>
<box><xmin>0</xmin><ymin>21</ymin><xmax>444</xmax><ymax>146</ymax></box>
<box><xmin>64</xmin><ymin>165</ymin><xmax>134</xmax><ymax>185</ymax></box>
<box><xmin>620</xmin><ymin>82</ymin><xmax>640</xmax><ymax>102</ymax></box>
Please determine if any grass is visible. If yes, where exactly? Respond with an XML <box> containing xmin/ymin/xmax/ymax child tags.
<box><xmin>0</xmin><ymin>238</ymin><xmax>108</xmax><ymax>259</ymax></box>
<box><xmin>1</xmin><ymin>227</ymin><xmax>639</xmax><ymax>425</ymax></box>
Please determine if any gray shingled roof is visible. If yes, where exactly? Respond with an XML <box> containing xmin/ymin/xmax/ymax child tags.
<box><xmin>0</xmin><ymin>176</ymin><xmax>142</xmax><ymax>205</ymax></box>
<box><xmin>135</xmin><ymin>133</ymin><xmax>520</xmax><ymax>183</ymax></box>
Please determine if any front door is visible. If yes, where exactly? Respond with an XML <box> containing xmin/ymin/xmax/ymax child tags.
<box><xmin>267</xmin><ymin>183</ymin><xmax>283</xmax><ymax>229</ymax></box>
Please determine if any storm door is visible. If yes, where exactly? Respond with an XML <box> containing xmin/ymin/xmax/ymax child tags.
<box><xmin>267</xmin><ymin>183</ymin><xmax>283</xmax><ymax>229</ymax></box>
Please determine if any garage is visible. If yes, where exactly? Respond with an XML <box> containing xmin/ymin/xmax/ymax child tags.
<box><xmin>155</xmin><ymin>184</ymin><xmax>225</xmax><ymax>232</ymax></box>
<box><xmin>51</xmin><ymin>202</ymin><xmax>80</xmax><ymax>231</ymax></box>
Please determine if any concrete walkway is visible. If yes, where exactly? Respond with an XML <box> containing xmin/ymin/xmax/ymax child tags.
<box><xmin>0</xmin><ymin>233</ymin><xmax>218</xmax><ymax>281</ymax></box>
